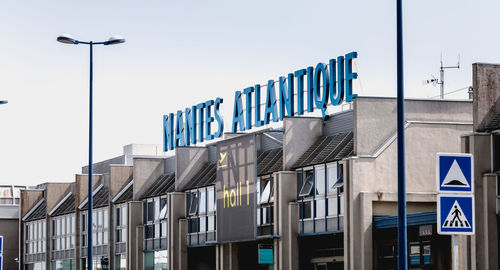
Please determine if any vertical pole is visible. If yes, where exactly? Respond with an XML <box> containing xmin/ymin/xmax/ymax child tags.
<box><xmin>453</xmin><ymin>235</ymin><xmax>459</xmax><ymax>270</ymax></box>
<box><xmin>440</xmin><ymin>66</ymin><xmax>444</xmax><ymax>99</ymax></box>
<box><xmin>88</xmin><ymin>41</ymin><xmax>94</xmax><ymax>270</ymax></box>
<box><xmin>396</xmin><ymin>0</ymin><xmax>407</xmax><ymax>269</ymax></box>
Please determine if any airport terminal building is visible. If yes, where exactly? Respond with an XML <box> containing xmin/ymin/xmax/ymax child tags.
<box><xmin>18</xmin><ymin>63</ymin><xmax>500</xmax><ymax>270</ymax></box>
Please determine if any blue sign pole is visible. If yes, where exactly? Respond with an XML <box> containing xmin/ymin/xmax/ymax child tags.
<box><xmin>396</xmin><ymin>0</ymin><xmax>407</xmax><ymax>269</ymax></box>
<box><xmin>88</xmin><ymin>41</ymin><xmax>94</xmax><ymax>270</ymax></box>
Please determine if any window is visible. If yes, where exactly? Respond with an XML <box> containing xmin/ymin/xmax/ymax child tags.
<box><xmin>188</xmin><ymin>192</ymin><xmax>199</xmax><ymax>216</ymax></box>
<box><xmin>25</xmin><ymin>219</ymin><xmax>46</xmax><ymax>255</ymax></box>
<box><xmin>208</xmin><ymin>186</ymin><xmax>215</xmax><ymax>212</ymax></box>
<box><xmin>299</xmin><ymin>170</ymin><xmax>314</xmax><ymax>197</ymax></box>
<box><xmin>159</xmin><ymin>198</ymin><xmax>168</xmax><ymax>219</ymax></box>
<box><xmin>115</xmin><ymin>204</ymin><xmax>128</xmax><ymax>244</ymax></box>
<box><xmin>315</xmin><ymin>167</ymin><xmax>325</xmax><ymax>195</ymax></box>
<box><xmin>260</xmin><ymin>179</ymin><xmax>272</xmax><ymax>204</ymax></box>
<box><xmin>81</xmin><ymin>207</ymin><xmax>108</xmax><ymax>248</ymax></box>
<box><xmin>199</xmin><ymin>189</ymin><xmax>206</xmax><ymax>214</ymax></box>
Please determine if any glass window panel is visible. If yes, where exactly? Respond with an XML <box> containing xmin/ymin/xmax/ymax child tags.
<box><xmin>339</xmin><ymin>195</ymin><xmax>345</xmax><ymax>215</ymax></box>
<box><xmin>147</xmin><ymin>201</ymin><xmax>154</xmax><ymax>222</ymax></box>
<box><xmin>116</xmin><ymin>229</ymin><xmax>122</xmax><ymax>243</ymax></box>
<box><xmin>39</xmin><ymin>221</ymin><xmax>43</xmax><ymax>239</ymax></box>
<box><xmin>104</xmin><ymin>208</ymin><xmax>109</xmax><ymax>229</ymax></box>
<box><xmin>71</xmin><ymin>215</ymin><xmax>75</xmax><ymax>235</ymax></box>
<box><xmin>316</xmin><ymin>199</ymin><xmax>326</xmax><ymax>218</ymax></box>
<box><xmin>0</xmin><ymin>187</ymin><xmax>11</xmax><ymax>198</ymax></box>
<box><xmin>94</xmin><ymin>231</ymin><xmax>98</xmax><ymax>246</ymax></box>
<box><xmin>97</xmin><ymin>209</ymin><xmax>102</xmax><ymax>227</ymax></box>
<box><xmin>260</xmin><ymin>180</ymin><xmax>271</xmax><ymax>204</ymax></box>
<box><xmin>61</xmin><ymin>218</ymin><xmax>66</xmax><ymax>235</ymax></box>
<box><xmin>104</xmin><ymin>230</ymin><xmax>108</xmax><ymax>244</ymax></box>
<box><xmin>154</xmin><ymin>199</ymin><xmax>160</xmax><ymax>221</ymax></box>
<box><xmin>71</xmin><ymin>234</ymin><xmax>74</xmax><ymax>248</ymax></box>
<box><xmin>121</xmin><ymin>227</ymin><xmax>127</xmax><ymax>242</ymax></box>
<box><xmin>208</xmin><ymin>215</ymin><xmax>215</xmax><ymax>231</ymax></box>
<box><xmin>154</xmin><ymin>223</ymin><xmax>160</xmax><ymax>238</ymax></box>
<box><xmin>61</xmin><ymin>235</ymin><xmax>65</xmax><ymax>250</ymax></box>
<box><xmin>328</xmin><ymin>197</ymin><xmax>338</xmax><ymax>216</ymax></box>
<box><xmin>315</xmin><ymin>167</ymin><xmax>325</xmax><ymax>195</ymax></box>
<box><xmin>81</xmin><ymin>214</ymin><xmax>86</xmax><ymax>232</ymax></box>
<box><xmin>161</xmin><ymin>222</ymin><xmax>167</xmax><ymax>238</ymax></box>
<box><xmin>327</xmin><ymin>165</ymin><xmax>338</xmax><ymax>194</ymax></box>
<box><xmin>200</xmin><ymin>216</ymin><xmax>206</xmax><ymax>232</ymax></box>
<box><xmin>301</xmin><ymin>201</ymin><xmax>312</xmax><ymax>219</ymax></box>
<box><xmin>116</xmin><ymin>207</ymin><xmax>121</xmax><ymax>227</ymax></box>
<box><xmin>208</xmin><ymin>187</ymin><xmax>215</xmax><ymax>212</ymax></box>
<box><xmin>121</xmin><ymin>206</ymin><xmax>127</xmax><ymax>226</ymax></box>
<box><xmin>93</xmin><ymin>211</ymin><xmax>97</xmax><ymax>228</ymax></box>
<box><xmin>159</xmin><ymin>201</ymin><xmax>168</xmax><ymax>220</ymax></box>
<box><xmin>66</xmin><ymin>216</ymin><xmax>71</xmax><ymax>234</ymax></box>
<box><xmin>34</xmin><ymin>223</ymin><xmax>38</xmax><ymax>239</ymax></box>
<box><xmin>200</xmin><ymin>189</ymin><xmax>207</xmax><ymax>214</ymax></box>
<box><xmin>189</xmin><ymin>192</ymin><xmax>199</xmax><ymax>215</ymax></box>
<box><xmin>299</xmin><ymin>171</ymin><xmax>314</xmax><ymax>197</ymax></box>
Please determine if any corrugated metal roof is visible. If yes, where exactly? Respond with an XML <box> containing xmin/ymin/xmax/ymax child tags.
<box><xmin>51</xmin><ymin>193</ymin><xmax>75</xmax><ymax>216</ymax></box>
<box><xmin>114</xmin><ymin>183</ymin><xmax>133</xmax><ymax>204</ymax></box>
<box><xmin>141</xmin><ymin>173</ymin><xmax>176</xmax><ymax>199</ymax></box>
<box><xmin>25</xmin><ymin>199</ymin><xmax>46</xmax><ymax>221</ymax></box>
<box><xmin>81</xmin><ymin>186</ymin><xmax>110</xmax><ymax>210</ymax></box>
<box><xmin>293</xmin><ymin>131</ymin><xmax>353</xmax><ymax>169</ymax></box>
<box><xmin>183</xmin><ymin>163</ymin><xmax>217</xmax><ymax>191</ymax></box>
<box><xmin>257</xmin><ymin>148</ymin><xmax>283</xmax><ymax>176</ymax></box>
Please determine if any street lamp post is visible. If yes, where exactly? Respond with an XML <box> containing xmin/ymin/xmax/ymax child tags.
<box><xmin>57</xmin><ymin>34</ymin><xmax>125</xmax><ymax>270</ymax></box>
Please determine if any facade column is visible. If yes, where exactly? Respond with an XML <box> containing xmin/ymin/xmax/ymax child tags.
<box><xmin>128</xmin><ymin>201</ymin><xmax>142</xmax><ymax>270</ymax></box>
<box><xmin>275</xmin><ymin>172</ymin><xmax>298</xmax><ymax>270</ymax></box>
<box><xmin>217</xmin><ymin>243</ymin><xmax>238</xmax><ymax>270</ymax></box>
<box><xmin>168</xmin><ymin>193</ymin><xmax>186</xmax><ymax>270</ymax></box>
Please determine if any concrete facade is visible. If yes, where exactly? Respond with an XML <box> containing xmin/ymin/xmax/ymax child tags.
<box><xmin>18</xmin><ymin>98</ymin><xmax>483</xmax><ymax>270</ymax></box>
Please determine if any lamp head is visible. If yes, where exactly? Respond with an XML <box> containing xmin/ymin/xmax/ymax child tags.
<box><xmin>57</xmin><ymin>34</ymin><xmax>78</xmax><ymax>45</ymax></box>
<box><xmin>0</xmin><ymin>100</ymin><xmax>8</xmax><ymax>104</ymax></box>
<box><xmin>104</xmin><ymin>36</ymin><xmax>125</xmax><ymax>45</ymax></box>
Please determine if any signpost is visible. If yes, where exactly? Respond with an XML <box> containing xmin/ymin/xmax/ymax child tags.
<box><xmin>0</xmin><ymin>235</ymin><xmax>3</xmax><ymax>270</ymax></box>
<box><xmin>436</xmin><ymin>153</ymin><xmax>474</xmax><ymax>270</ymax></box>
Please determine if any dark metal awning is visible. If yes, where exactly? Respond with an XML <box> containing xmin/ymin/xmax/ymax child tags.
<box><xmin>373</xmin><ymin>211</ymin><xmax>436</xmax><ymax>229</ymax></box>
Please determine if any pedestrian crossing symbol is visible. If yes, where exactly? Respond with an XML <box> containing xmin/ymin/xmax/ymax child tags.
<box><xmin>438</xmin><ymin>195</ymin><xmax>474</xmax><ymax>235</ymax></box>
<box><xmin>437</xmin><ymin>153</ymin><xmax>473</xmax><ymax>193</ymax></box>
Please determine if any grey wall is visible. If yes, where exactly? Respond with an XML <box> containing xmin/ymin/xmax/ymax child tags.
<box><xmin>282</xmin><ymin>117</ymin><xmax>323</xmax><ymax>170</ymax></box>
<box><xmin>132</xmin><ymin>158</ymin><xmax>165</xmax><ymax>200</ymax></box>
<box><xmin>472</xmin><ymin>63</ymin><xmax>500</xmax><ymax>131</ymax></box>
<box><xmin>175</xmin><ymin>147</ymin><xmax>208</xmax><ymax>191</ymax></box>
<box><xmin>0</xmin><ymin>219</ymin><xmax>21</xmax><ymax>270</ymax></box>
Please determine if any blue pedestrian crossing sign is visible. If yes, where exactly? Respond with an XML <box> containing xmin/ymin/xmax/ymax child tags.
<box><xmin>438</xmin><ymin>195</ymin><xmax>474</xmax><ymax>235</ymax></box>
<box><xmin>437</xmin><ymin>153</ymin><xmax>473</xmax><ymax>193</ymax></box>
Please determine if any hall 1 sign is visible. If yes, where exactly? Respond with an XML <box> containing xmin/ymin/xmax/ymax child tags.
<box><xmin>163</xmin><ymin>52</ymin><xmax>359</xmax><ymax>152</ymax></box>
<box><xmin>216</xmin><ymin>134</ymin><xmax>256</xmax><ymax>243</ymax></box>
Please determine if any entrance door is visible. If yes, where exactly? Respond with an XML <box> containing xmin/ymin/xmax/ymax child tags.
<box><xmin>409</xmin><ymin>241</ymin><xmax>432</xmax><ymax>270</ymax></box>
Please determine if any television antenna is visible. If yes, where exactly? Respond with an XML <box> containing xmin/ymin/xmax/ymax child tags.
<box><xmin>424</xmin><ymin>55</ymin><xmax>460</xmax><ymax>99</ymax></box>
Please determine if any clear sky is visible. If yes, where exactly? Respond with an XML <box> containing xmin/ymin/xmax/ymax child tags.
<box><xmin>0</xmin><ymin>0</ymin><xmax>498</xmax><ymax>186</ymax></box>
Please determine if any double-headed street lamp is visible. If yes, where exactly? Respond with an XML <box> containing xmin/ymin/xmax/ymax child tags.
<box><xmin>57</xmin><ymin>34</ymin><xmax>125</xmax><ymax>270</ymax></box>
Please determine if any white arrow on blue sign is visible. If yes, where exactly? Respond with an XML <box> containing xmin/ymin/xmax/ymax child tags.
<box><xmin>438</xmin><ymin>194</ymin><xmax>474</xmax><ymax>235</ymax></box>
<box><xmin>436</xmin><ymin>153</ymin><xmax>473</xmax><ymax>193</ymax></box>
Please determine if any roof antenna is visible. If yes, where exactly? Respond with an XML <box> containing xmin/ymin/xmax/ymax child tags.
<box><xmin>424</xmin><ymin>54</ymin><xmax>460</xmax><ymax>99</ymax></box>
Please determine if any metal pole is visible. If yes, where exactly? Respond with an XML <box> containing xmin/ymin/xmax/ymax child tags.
<box><xmin>440</xmin><ymin>66</ymin><xmax>444</xmax><ymax>99</ymax></box>
<box><xmin>88</xmin><ymin>41</ymin><xmax>94</xmax><ymax>270</ymax></box>
<box><xmin>396</xmin><ymin>0</ymin><xmax>407</xmax><ymax>269</ymax></box>
<box><xmin>453</xmin><ymin>235</ymin><xmax>459</xmax><ymax>270</ymax></box>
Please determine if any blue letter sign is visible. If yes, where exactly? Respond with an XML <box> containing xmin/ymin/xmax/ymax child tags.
<box><xmin>163</xmin><ymin>52</ymin><xmax>358</xmax><ymax>152</ymax></box>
